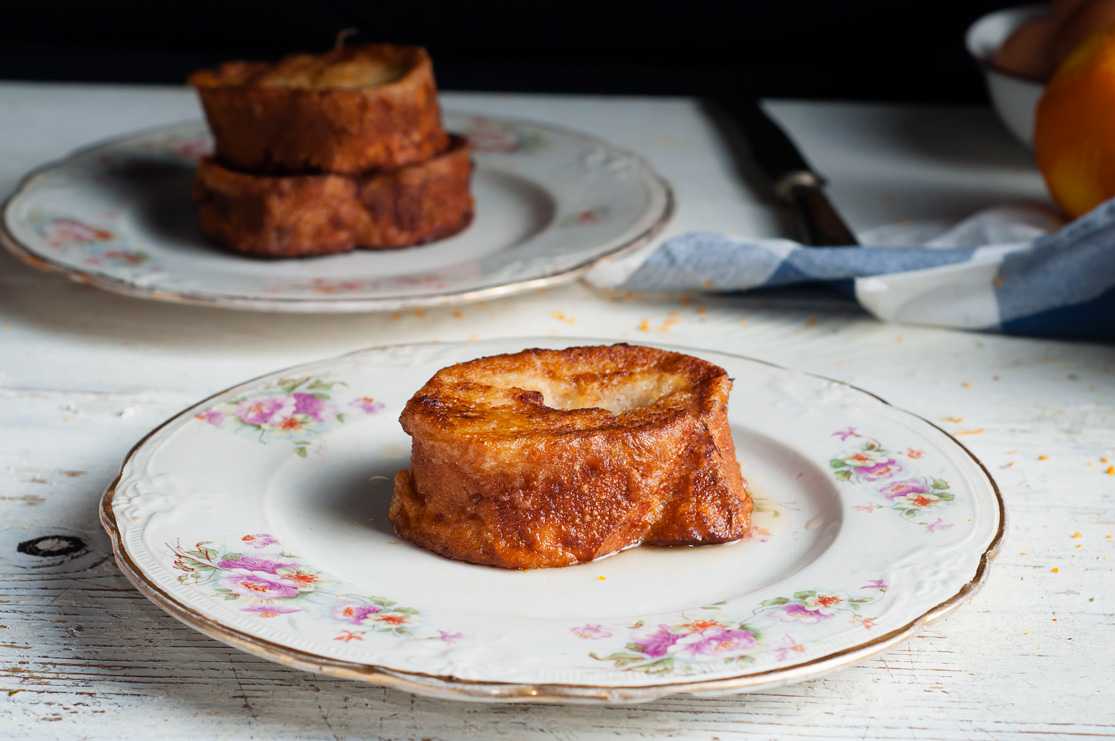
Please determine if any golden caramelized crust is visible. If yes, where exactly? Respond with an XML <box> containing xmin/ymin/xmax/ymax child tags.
<box><xmin>389</xmin><ymin>344</ymin><xmax>752</xmax><ymax>569</ymax></box>
<box><xmin>189</xmin><ymin>44</ymin><xmax>447</xmax><ymax>173</ymax></box>
<box><xmin>193</xmin><ymin>135</ymin><xmax>473</xmax><ymax>257</ymax></box>
<box><xmin>193</xmin><ymin>53</ymin><xmax>406</xmax><ymax>90</ymax></box>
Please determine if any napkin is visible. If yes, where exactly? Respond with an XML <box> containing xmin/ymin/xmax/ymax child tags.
<box><xmin>586</xmin><ymin>201</ymin><xmax>1115</xmax><ymax>340</ymax></box>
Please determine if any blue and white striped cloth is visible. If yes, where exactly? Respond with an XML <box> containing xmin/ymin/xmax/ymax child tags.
<box><xmin>587</xmin><ymin>203</ymin><xmax>1115</xmax><ymax>340</ymax></box>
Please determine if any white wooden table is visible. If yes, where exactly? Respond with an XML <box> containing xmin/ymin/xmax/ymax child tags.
<box><xmin>2</xmin><ymin>83</ymin><xmax>1113</xmax><ymax>739</ymax></box>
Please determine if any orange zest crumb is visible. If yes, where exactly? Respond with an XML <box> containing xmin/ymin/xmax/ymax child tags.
<box><xmin>550</xmin><ymin>311</ymin><xmax>575</xmax><ymax>325</ymax></box>
<box><xmin>943</xmin><ymin>416</ymin><xmax>964</xmax><ymax>424</ymax></box>
<box><xmin>1105</xmin><ymin>465</ymin><xmax>1115</xmax><ymax>476</ymax></box>
<box><xmin>451</xmin><ymin>309</ymin><xmax>464</xmax><ymax>319</ymax></box>
<box><xmin>956</xmin><ymin>428</ymin><xmax>985</xmax><ymax>436</ymax></box>
<box><xmin>658</xmin><ymin>312</ymin><xmax>680</xmax><ymax>332</ymax></box>
<box><xmin>961</xmin><ymin>382</ymin><xmax>973</xmax><ymax>389</ymax></box>
<box><xmin>1072</xmin><ymin>531</ymin><xmax>1083</xmax><ymax>540</ymax></box>
<box><xmin>1038</xmin><ymin>455</ymin><xmax>1050</xmax><ymax>461</ymax></box>
<box><xmin>1050</xmin><ymin>566</ymin><xmax>1060</xmax><ymax>573</ymax></box>
<box><xmin>637</xmin><ymin>319</ymin><xmax>650</xmax><ymax>332</ymax></box>
<box><xmin>596</xmin><ymin>575</ymin><xmax>606</xmax><ymax>582</ymax></box>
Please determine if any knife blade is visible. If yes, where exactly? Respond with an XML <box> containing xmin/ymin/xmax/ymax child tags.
<box><xmin>714</xmin><ymin>99</ymin><xmax>858</xmax><ymax>247</ymax></box>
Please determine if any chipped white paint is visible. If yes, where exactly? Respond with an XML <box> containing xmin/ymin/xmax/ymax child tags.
<box><xmin>1</xmin><ymin>83</ymin><xmax>1113</xmax><ymax>738</ymax></box>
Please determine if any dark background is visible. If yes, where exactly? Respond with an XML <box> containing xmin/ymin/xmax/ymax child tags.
<box><xmin>1</xmin><ymin>1</ymin><xmax>1018</xmax><ymax>102</ymax></box>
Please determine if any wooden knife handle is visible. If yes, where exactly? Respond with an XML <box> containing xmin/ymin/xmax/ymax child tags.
<box><xmin>788</xmin><ymin>184</ymin><xmax>858</xmax><ymax>247</ymax></box>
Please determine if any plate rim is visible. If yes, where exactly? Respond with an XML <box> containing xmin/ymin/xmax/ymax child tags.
<box><xmin>98</xmin><ymin>337</ymin><xmax>1005</xmax><ymax>703</ymax></box>
<box><xmin>1</xmin><ymin>115</ymin><xmax>674</xmax><ymax>313</ymax></box>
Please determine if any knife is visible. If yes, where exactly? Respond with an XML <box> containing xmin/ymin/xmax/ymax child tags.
<box><xmin>713</xmin><ymin>99</ymin><xmax>859</xmax><ymax>247</ymax></box>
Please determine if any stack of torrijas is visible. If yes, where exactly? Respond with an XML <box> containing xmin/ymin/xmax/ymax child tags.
<box><xmin>189</xmin><ymin>44</ymin><xmax>474</xmax><ymax>258</ymax></box>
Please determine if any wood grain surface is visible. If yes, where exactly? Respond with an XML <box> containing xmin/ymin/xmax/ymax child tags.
<box><xmin>1</xmin><ymin>86</ymin><xmax>1112</xmax><ymax>739</ymax></box>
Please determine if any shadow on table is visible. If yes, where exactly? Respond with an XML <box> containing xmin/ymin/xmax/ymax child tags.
<box><xmin>0</xmin><ymin>242</ymin><xmax>877</xmax><ymax>358</ymax></box>
<box><xmin>878</xmin><ymin>105</ymin><xmax>1036</xmax><ymax>172</ymax></box>
<box><xmin>114</xmin><ymin>157</ymin><xmax>208</xmax><ymax>249</ymax></box>
<box><xmin>0</xmin><ymin>247</ymin><xmax>471</xmax><ymax>355</ymax></box>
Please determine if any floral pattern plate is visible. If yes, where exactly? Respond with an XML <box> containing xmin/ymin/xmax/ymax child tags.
<box><xmin>100</xmin><ymin>338</ymin><xmax>1003</xmax><ymax>704</ymax></box>
<box><xmin>2</xmin><ymin>114</ymin><xmax>671</xmax><ymax>312</ymax></box>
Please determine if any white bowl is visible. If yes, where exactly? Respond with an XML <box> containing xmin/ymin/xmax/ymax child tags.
<box><xmin>966</xmin><ymin>4</ymin><xmax>1047</xmax><ymax>147</ymax></box>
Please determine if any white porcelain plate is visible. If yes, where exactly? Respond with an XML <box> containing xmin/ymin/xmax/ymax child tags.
<box><xmin>100</xmin><ymin>338</ymin><xmax>1002</xmax><ymax>704</ymax></box>
<box><xmin>2</xmin><ymin>114</ymin><xmax>671</xmax><ymax>312</ymax></box>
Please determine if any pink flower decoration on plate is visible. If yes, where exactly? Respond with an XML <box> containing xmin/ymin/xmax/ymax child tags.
<box><xmin>217</xmin><ymin>556</ymin><xmax>293</xmax><ymax>574</ymax></box>
<box><xmin>779</xmin><ymin>603</ymin><xmax>830</xmax><ymax>623</ymax></box>
<box><xmin>236</xmin><ymin>397</ymin><xmax>291</xmax><ymax>426</ymax></box>
<box><xmin>334</xmin><ymin>601</ymin><xmax>382</xmax><ymax>625</ymax></box>
<box><xmin>463</xmin><ymin>118</ymin><xmax>520</xmax><ymax>153</ymax></box>
<box><xmin>44</xmin><ymin>218</ymin><xmax>113</xmax><ymax>247</ymax></box>
<box><xmin>351</xmin><ymin>396</ymin><xmax>385</xmax><ymax>414</ymax></box>
<box><xmin>292</xmin><ymin>392</ymin><xmax>325</xmax><ymax>421</ymax></box>
<box><xmin>195</xmin><ymin>409</ymin><xmax>224</xmax><ymax>426</ymax></box>
<box><xmin>633</xmin><ymin>625</ymin><xmax>683</xmax><ymax>657</ymax></box>
<box><xmin>879</xmin><ymin>478</ymin><xmax>930</xmax><ymax>501</ymax></box>
<box><xmin>438</xmin><ymin>630</ymin><xmax>464</xmax><ymax>643</ymax></box>
<box><xmin>173</xmin><ymin>138</ymin><xmax>212</xmax><ymax>160</ymax></box>
<box><xmin>221</xmin><ymin>573</ymin><xmax>299</xmax><ymax>599</ymax></box>
<box><xmin>832</xmin><ymin>427</ymin><xmax>860</xmax><ymax>441</ymax></box>
<box><xmin>774</xmin><ymin>634</ymin><xmax>806</xmax><ymax>661</ymax></box>
<box><xmin>925</xmin><ymin>518</ymin><xmax>954</xmax><ymax>533</ymax></box>
<box><xmin>853</xmin><ymin>458</ymin><xmax>901</xmax><ymax>481</ymax></box>
<box><xmin>240</xmin><ymin>533</ymin><xmax>278</xmax><ymax>549</ymax></box>
<box><xmin>280</xmin><ymin>569</ymin><xmax>320</xmax><ymax>589</ymax></box>
<box><xmin>571</xmin><ymin>624</ymin><xmax>612</xmax><ymax>640</ymax></box>
<box><xmin>242</xmin><ymin>605</ymin><xmax>299</xmax><ymax>618</ymax></box>
<box><xmin>683</xmin><ymin>628</ymin><xmax>757</xmax><ymax>655</ymax></box>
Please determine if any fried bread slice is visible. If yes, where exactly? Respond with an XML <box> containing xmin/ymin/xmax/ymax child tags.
<box><xmin>189</xmin><ymin>44</ymin><xmax>447</xmax><ymax>174</ymax></box>
<box><xmin>390</xmin><ymin>344</ymin><xmax>752</xmax><ymax>569</ymax></box>
<box><xmin>193</xmin><ymin>135</ymin><xmax>473</xmax><ymax>257</ymax></box>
